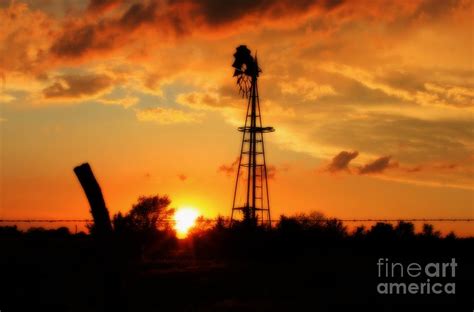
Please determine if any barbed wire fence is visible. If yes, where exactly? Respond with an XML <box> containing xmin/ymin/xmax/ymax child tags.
<box><xmin>1</xmin><ymin>218</ymin><xmax>472</xmax><ymax>236</ymax></box>
<box><xmin>1</xmin><ymin>218</ymin><xmax>473</xmax><ymax>224</ymax></box>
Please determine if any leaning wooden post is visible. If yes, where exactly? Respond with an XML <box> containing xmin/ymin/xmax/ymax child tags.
<box><xmin>74</xmin><ymin>163</ymin><xmax>125</xmax><ymax>311</ymax></box>
<box><xmin>74</xmin><ymin>163</ymin><xmax>113</xmax><ymax>236</ymax></box>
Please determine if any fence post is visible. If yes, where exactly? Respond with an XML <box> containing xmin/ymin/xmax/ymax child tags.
<box><xmin>73</xmin><ymin>163</ymin><xmax>113</xmax><ymax>236</ymax></box>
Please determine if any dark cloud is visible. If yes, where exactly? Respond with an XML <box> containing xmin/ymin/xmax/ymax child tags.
<box><xmin>265</xmin><ymin>164</ymin><xmax>290</xmax><ymax>180</ymax></box>
<box><xmin>267</xmin><ymin>165</ymin><xmax>277</xmax><ymax>180</ymax></box>
<box><xmin>118</xmin><ymin>2</ymin><xmax>157</xmax><ymax>29</ymax></box>
<box><xmin>177</xmin><ymin>173</ymin><xmax>187</xmax><ymax>181</ymax></box>
<box><xmin>401</xmin><ymin>162</ymin><xmax>460</xmax><ymax>174</ymax></box>
<box><xmin>45</xmin><ymin>0</ymin><xmax>469</xmax><ymax>62</ymax></box>
<box><xmin>326</xmin><ymin>150</ymin><xmax>359</xmax><ymax>173</ymax></box>
<box><xmin>359</xmin><ymin>156</ymin><xmax>397</xmax><ymax>174</ymax></box>
<box><xmin>49</xmin><ymin>0</ymin><xmax>346</xmax><ymax>59</ymax></box>
<box><xmin>87</xmin><ymin>0</ymin><xmax>121</xmax><ymax>13</ymax></box>
<box><xmin>403</xmin><ymin>166</ymin><xmax>423</xmax><ymax>173</ymax></box>
<box><xmin>187</xmin><ymin>0</ymin><xmax>343</xmax><ymax>26</ymax></box>
<box><xmin>219</xmin><ymin>158</ymin><xmax>279</xmax><ymax>181</ymax></box>
<box><xmin>433</xmin><ymin>163</ymin><xmax>458</xmax><ymax>170</ymax></box>
<box><xmin>218</xmin><ymin>157</ymin><xmax>279</xmax><ymax>179</ymax></box>
<box><xmin>50</xmin><ymin>2</ymin><xmax>159</xmax><ymax>58</ymax></box>
<box><xmin>413</xmin><ymin>0</ymin><xmax>466</xmax><ymax>19</ymax></box>
<box><xmin>312</xmin><ymin>113</ymin><xmax>474</xmax><ymax>166</ymax></box>
<box><xmin>42</xmin><ymin>74</ymin><xmax>113</xmax><ymax>99</ymax></box>
<box><xmin>50</xmin><ymin>25</ymin><xmax>97</xmax><ymax>57</ymax></box>
<box><xmin>218</xmin><ymin>157</ymin><xmax>240</xmax><ymax>176</ymax></box>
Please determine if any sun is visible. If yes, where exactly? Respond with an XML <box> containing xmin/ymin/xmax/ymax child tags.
<box><xmin>174</xmin><ymin>207</ymin><xmax>199</xmax><ymax>238</ymax></box>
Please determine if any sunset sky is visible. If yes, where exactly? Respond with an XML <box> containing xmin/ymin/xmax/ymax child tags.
<box><xmin>0</xmin><ymin>0</ymin><xmax>473</xmax><ymax>235</ymax></box>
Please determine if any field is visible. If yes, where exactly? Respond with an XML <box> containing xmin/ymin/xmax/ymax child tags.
<box><xmin>1</xmin><ymin>224</ymin><xmax>473</xmax><ymax>312</ymax></box>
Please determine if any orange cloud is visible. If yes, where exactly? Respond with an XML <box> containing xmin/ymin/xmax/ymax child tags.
<box><xmin>42</xmin><ymin>0</ymin><xmax>350</xmax><ymax>62</ymax></box>
<box><xmin>135</xmin><ymin>107</ymin><xmax>203</xmax><ymax>124</ymax></box>
<box><xmin>359</xmin><ymin>156</ymin><xmax>398</xmax><ymax>175</ymax></box>
<box><xmin>42</xmin><ymin>74</ymin><xmax>113</xmax><ymax>100</ymax></box>
<box><xmin>177</xmin><ymin>173</ymin><xmax>187</xmax><ymax>181</ymax></box>
<box><xmin>325</xmin><ymin>151</ymin><xmax>359</xmax><ymax>173</ymax></box>
<box><xmin>2</xmin><ymin>0</ymin><xmax>471</xmax><ymax>82</ymax></box>
<box><xmin>267</xmin><ymin>165</ymin><xmax>277</xmax><ymax>180</ymax></box>
<box><xmin>218</xmin><ymin>157</ymin><xmax>240</xmax><ymax>176</ymax></box>
<box><xmin>87</xmin><ymin>0</ymin><xmax>123</xmax><ymax>14</ymax></box>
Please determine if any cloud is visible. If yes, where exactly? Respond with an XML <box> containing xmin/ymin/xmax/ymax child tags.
<box><xmin>135</xmin><ymin>107</ymin><xmax>203</xmax><ymax>124</ymax></box>
<box><xmin>280</xmin><ymin>78</ymin><xmax>337</xmax><ymax>101</ymax></box>
<box><xmin>42</xmin><ymin>74</ymin><xmax>113</xmax><ymax>100</ymax></box>
<box><xmin>308</xmin><ymin>111</ymin><xmax>473</xmax><ymax>170</ymax></box>
<box><xmin>50</xmin><ymin>2</ymin><xmax>161</xmax><ymax>58</ymax></box>
<box><xmin>218</xmin><ymin>157</ymin><xmax>282</xmax><ymax>180</ymax></box>
<box><xmin>402</xmin><ymin>165</ymin><xmax>423</xmax><ymax>173</ymax></box>
<box><xmin>0</xmin><ymin>93</ymin><xmax>16</xmax><ymax>103</ymax></box>
<box><xmin>50</xmin><ymin>25</ymin><xmax>98</xmax><ymax>58</ymax></box>
<box><xmin>358</xmin><ymin>155</ymin><xmax>398</xmax><ymax>174</ymax></box>
<box><xmin>0</xmin><ymin>3</ymin><xmax>56</xmax><ymax>75</ymax></box>
<box><xmin>400</xmin><ymin>162</ymin><xmax>460</xmax><ymax>174</ymax></box>
<box><xmin>325</xmin><ymin>150</ymin><xmax>359</xmax><ymax>173</ymax></box>
<box><xmin>87</xmin><ymin>0</ymin><xmax>122</xmax><ymax>13</ymax></box>
<box><xmin>218</xmin><ymin>157</ymin><xmax>240</xmax><ymax>176</ymax></box>
<box><xmin>48</xmin><ymin>2</ymin><xmax>176</xmax><ymax>60</ymax></box>
<box><xmin>316</xmin><ymin>146</ymin><xmax>473</xmax><ymax>188</ymax></box>
<box><xmin>44</xmin><ymin>0</ymin><xmax>348</xmax><ymax>61</ymax></box>
<box><xmin>2</xmin><ymin>0</ymin><xmax>471</xmax><ymax>76</ymax></box>
<box><xmin>267</xmin><ymin>165</ymin><xmax>277</xmax><ymax>180</ymax></box>
<box><xmin>423</xmin><ymin>83</ymin><xmax>474</xmax><ymax>107</ymax></box>
<box><xmin>320</xmin><ymin>63</ymin><xmax>414</xmax><ymax>102</ymax></box>
<box><xmin>96</xmin><ymin>96</ymin><xmax>138</xmax><ymax>108</ymax></box>
<box><xmin>176</xmin><ymin>91</ymin><xmax>233</xmax><ymax>110</ymax></box>
<box><xmin>184</xmin><ymin>0</ymin><xmax>344</xmax><ymax>27</ymax></box>
<box><xmin>319</xmin><ymin>62</ymin><xmax>474</xmax><ymax>109</ymax></box>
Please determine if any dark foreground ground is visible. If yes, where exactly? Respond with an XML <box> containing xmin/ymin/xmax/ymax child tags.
<box><xmin>1</xmin><ymin>233</ymin><xmax>473</xmax><ymax>312</ymax></box>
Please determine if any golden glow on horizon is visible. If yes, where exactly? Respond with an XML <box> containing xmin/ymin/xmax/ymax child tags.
<box><xmin>174</xmin><ymin>207</ymin><xmax>199</xmax><ymax>238</ymax></box>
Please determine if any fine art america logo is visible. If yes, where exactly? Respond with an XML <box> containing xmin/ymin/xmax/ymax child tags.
<box><xmin>376</xmin><ymin>258</ymin><xmax>457</xmax><ymax>295</ymax></box>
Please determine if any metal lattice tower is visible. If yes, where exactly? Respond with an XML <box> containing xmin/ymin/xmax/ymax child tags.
<box><xmin>230</xmin><ymin>45</ymin><xmax>274</xmax><ymax>227</ymax></box>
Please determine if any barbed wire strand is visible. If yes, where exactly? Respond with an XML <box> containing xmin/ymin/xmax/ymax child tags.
<box><xmin>0</xmin><ymin>218</ymin><xmax>473</xmax><ymax>223</ymax></box>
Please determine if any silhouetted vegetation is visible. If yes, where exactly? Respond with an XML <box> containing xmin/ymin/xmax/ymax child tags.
<box><xmin>1</xmin><ymin>207</ymin><xmax>473</xmax><ymax>311</ymax></box>
<box><xmin>186</xmin><ymin>213</ymin><xmax>473</xmax><ymax>262</ymax></box>
<box><xmin>112</xmin><ymin>195</ymin><xmax>177</xmax><ymax>258</ymax></box>
<box><xmin>1</xmin><ymin>212</ymin><xmax>471</xmax><ymax>259</ymax></box>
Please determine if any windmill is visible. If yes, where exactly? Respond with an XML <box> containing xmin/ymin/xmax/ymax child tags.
<box><xmin>230</xmin><ymin>45</ymin><xmax>274</xmax><ymax>227</ymax></box>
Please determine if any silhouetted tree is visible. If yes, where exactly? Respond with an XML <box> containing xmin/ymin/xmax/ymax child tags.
<box><xmin>395</xmin><ymin>221</ymin><xmax>415</xmax><ymax>239</ymax></box>
<box><xmin>188</xmin><ymin>216</ymin><xmax>213</xmax><ymax>240</ymax></box>
<box><xmin>352</xmin><ymin>225</ymin><xmax>367</xmax><ymax>240</ymax></box>
<box><xmin>215</xmin><ymin>215</ymin><xmax>228</xmax><ymax>231</ymax></box>
<box><xmin>301</xmin><ymin>212</ymin><xmax>326</xmax><ymax>230</ymax></box>
<box><xmin>0</xmin><ymin>225</ymin><xmax>21</xmax><ymax>237</ymax></box>
<box><xmin>445</xmin><ymin>231</ymin><xmax>457</xmax><ymax>240</ymax></box>
<box><xmin>277</xmin><ymin>215</ymin><xmax>304</xmax><ymax>234</ymax></box>
<box><xmin>323</xmin><ymin>218</ymin><xmax>347</xmax><ymax>239</ymax></box>
<box><xmin>421</xmin><ymin>223</ymin><xmax>441</xmax><ymax>239</ymax></box>
<box><xmin>112</xmin><ymin>195</ymin><xmax>176</xmax><ymax>257</ymax></box>
<box><xmin>367</xmin><ymin>222</ymin><xmax>395</xmax><ymax>240</ymax></box>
